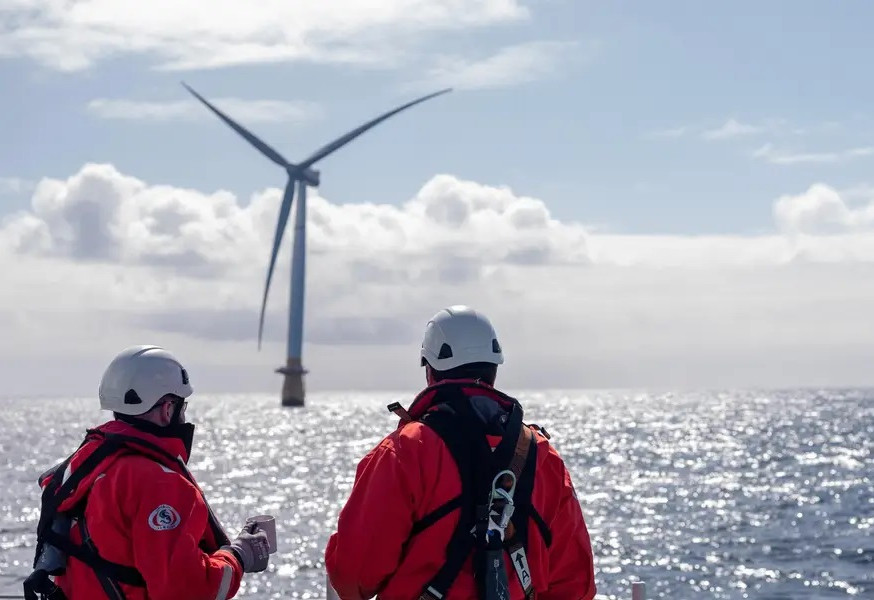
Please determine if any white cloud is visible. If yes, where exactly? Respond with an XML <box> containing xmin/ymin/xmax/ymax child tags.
<box><xmin>0</xmin><ymin>163</ymin><xmax>587</xmax><ymax>271</ymax></box>
<box><xmin>86</xmin><ymin>97</ymin><xmax>323</xmax><ymax>123</ymax></box>
<box><xmin>405</xmin><ymin>40</ymin><xmax>590</xmax><ymax>91</ymax></box>
<box><xmin>753</xmin><ymin>143</ymin><xmax>874</xmax><ymax>165</ymax></box>
<box><xmin>702</xmin><ymin>118</ymin><xmax>764</xmax><ymax>141</ymax></box>
<box><xmin>2</xmin><ymin>163</ymin><xmax>874</xmax><ymax>395</ymax></box>
<box><xmin>774</xmin><ymin>183</ymin><xmax>874</xmax><ymax>234</ymax></box>
<box><xmin>0</xmin><ymin>0</ymin><xmax>529</xmax><ymax>72</ymax></box>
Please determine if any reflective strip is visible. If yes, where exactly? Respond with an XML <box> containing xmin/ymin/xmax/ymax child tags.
<box><xmin>214</xmin><ymin>565</ymin><xmax>232</xmax><ymax>600</ymax></box>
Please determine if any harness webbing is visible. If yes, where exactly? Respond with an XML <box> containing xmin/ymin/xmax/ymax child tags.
<box><xmin>391</xmin><ymin>382</ymin><xmax>549</xmax><ymax>600</ymax></box>
<box><xmin>25</xmin><ymin>429</ymin><xmax>230</xmax><ymax>600</ymax></box>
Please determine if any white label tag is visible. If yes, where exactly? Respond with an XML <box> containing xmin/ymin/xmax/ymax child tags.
<box><xmin>510</xmin><ymin>546</ymin><xmax>533</xmax><ymax>591</ymax></box>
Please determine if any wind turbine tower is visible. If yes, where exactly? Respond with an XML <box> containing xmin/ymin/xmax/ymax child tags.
<box><xmin>184</xmin><ymin>83</ymin><xmax>452</xmax><ymax>406</ymax></box>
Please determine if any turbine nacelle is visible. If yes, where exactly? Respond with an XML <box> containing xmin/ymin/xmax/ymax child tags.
<box><xmin>288</xmin><ymin>165</ymin><xmax>320</xmax><ymax>187</ymax></box>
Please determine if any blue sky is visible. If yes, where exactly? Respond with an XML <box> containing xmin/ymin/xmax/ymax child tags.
<box><xmin>2</xmin><ymin>1</ymin><xmax>874</xmax><ymax>395</ymax></box>
<box><xmin>3</xmin><ymin>0</ymin><xmax>873</xmax><ymax>236</ymax></box>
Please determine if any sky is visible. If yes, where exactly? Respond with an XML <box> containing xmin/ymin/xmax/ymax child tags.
<box><xmin>1</xmin><ymin>0</ymin><xmax>873</xmax><ymax>398</ymax></box>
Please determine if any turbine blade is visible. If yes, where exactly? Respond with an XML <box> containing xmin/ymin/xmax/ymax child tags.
<box><xmin>182</xmin><ymin>81</ymin><xmax>293</xmax><ymax>170</ymax></box>
<box><xmin>300</xmin><ymin>88</ymin><xmax>452</xmax><ymax>168</ymax></box>
<box><xmin>257</xmin><ymin>177</ymin><xmax>297</xmax><ymax>349</ymax></box>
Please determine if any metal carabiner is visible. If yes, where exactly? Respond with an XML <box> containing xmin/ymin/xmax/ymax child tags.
<box><xmin>490</xmin><ymin>470</ymin><xmax>517</xmax><ymax>530</ymax></box>
<box><xmin>491</xmin><ymin>469</ymin><xmax>517</xmax><ymax>500</ymax></box>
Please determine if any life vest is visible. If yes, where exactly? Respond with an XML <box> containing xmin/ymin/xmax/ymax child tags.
<box><xmin>23</xmin><ymin>428</ymin><xmax>230</xmax><ymax>600</ymax></box>
<box><xmin>387</xmin><ymin>380</ymin><xmax>553</xmax><ymax>600</ymax></box>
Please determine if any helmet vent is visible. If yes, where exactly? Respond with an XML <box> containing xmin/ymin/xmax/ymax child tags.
<box><xmin>492</xmin><ymin>339</ymin><xmax>501</xmax><ymax>353</ymax></box>
<box><xmin>438</xmin><ymin>343</ymin><xmax>453</xmax><ymax>359</ymax></box>
<box><xmin>123</xmin><ymin>389</ymin><xmax>142</xmax><ymax>405</ymax></box>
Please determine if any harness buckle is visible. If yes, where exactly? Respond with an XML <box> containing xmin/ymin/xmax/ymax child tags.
<box><xmin>528</xmin><ymin>423</ymin><xmax>551</xmax><ymax>439</ymax></box>
<box><xmin>387</xmin><ymin>402</ymin><xmax>413</xmax><ymax>423</ymax></box>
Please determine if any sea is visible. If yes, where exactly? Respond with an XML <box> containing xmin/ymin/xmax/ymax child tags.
<box><xmin>1</xmin><ymin>389</ymin><xmax>872</xmax><ymax>599</ymax></box>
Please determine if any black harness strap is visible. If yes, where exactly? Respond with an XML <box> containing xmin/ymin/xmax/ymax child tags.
<box><xmin>410</xmin><ymin>495</ymin><xmax>462</xmax><ymax>536</ymax></box>
<box><xmin>412</xmin><ymin>493</ymin><xmax>551</xmax><ymax>548</ymax></box>
<box><xmin>34</xmin><ymin>436</ymin><xmax>148</xmax><ymax>588</ymax></box>
<box><xmin>27</xmin><ymin>435</ymin><xmax>144</xmax><ymax>600</ymax></box>
<box><xmin>80</xmin><ymin>518</ymin><xmax>128</xmax><ymax>600</ymax></box>
<box><xmin>449</xmin><ymin>387</ymin><xmax>523</xmax><ymax>600</ymax></box>
<box><xmin>414</xmin><ymin>389</ymin><xmax>486</xmax><ymax>599</ymax></box>
<box><xmin>34</xmin><ymin>437</ymin><xmax>128</xmax><ymax>565</ymax></box>
<box><xmin>28</xmin><ymin>429</ymin><xmax>230</xmax><ymax>600</ymax></box>
<box><xmin>529</xmin><ymin>509</ymin><xmax>551</xmax><ymax>548</ymax></box>
<box><xmin>405</xmin><ymin>383</ymin><xmax>545</xmax><ymax>600</ymax></box>
<box><xmin>39</xmin><ymin>528</ymin><xmax>146</xmax><ymax>587</ymax></box>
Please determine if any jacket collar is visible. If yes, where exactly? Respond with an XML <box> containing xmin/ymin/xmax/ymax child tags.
<box><xmin>406</xmin><ymin>378</ymin><xmax>518</xmax><ymax>421</ymax></box>
<box><xmin>51</xmin><ymin>420</ymin><xmax>190</xmax><ymax>513</ymax></box>
<box><xmin>94</xmin><ymin>419</ymin><xmax>191</xmax><ymax>463</ymax></box>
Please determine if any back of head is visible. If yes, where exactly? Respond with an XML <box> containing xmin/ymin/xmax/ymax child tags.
<box><xmin>98</xmin><ymin>345</ymin><xmax>193</xmax><ymax>416</ymax></box>
<box><xmin>420</xmin><ymin>305</ymin><xmax>504</xmax><ymax>385</ymax></box>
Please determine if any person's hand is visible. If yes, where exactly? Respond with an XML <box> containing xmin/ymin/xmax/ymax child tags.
<box><xmin>223</xmin><ymin>523</ymin><xmax>270</xmax><ymax>573</ymax></box>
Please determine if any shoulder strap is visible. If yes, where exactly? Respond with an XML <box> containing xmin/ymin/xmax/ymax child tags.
<box><xmin>503</xmin><ymin>430</ymin><xmax>537</xmax><ymax>598</ymax></box>
<box><xmin>412</xmin><ymin>383</ymin><xmax>539</xmax><ymax>600</ymax></box>
<box><xmin>409</xmin><ymin>385</ymin><xmax>536</xmax><ymax>538</ymax></box>
<box><xmin>31</xmin><ymin>433</ymin><xmax>156</xmax><ymax>596</ymax></box>
<box><xmin>34</xmin><ymin>435</ymin><xmax>129</xmax><ymax>567</ymax></box>
<box><xmin>416</xmin><ymin>386</ymin><xmax>490</xmax><ymax>599</ymax></box>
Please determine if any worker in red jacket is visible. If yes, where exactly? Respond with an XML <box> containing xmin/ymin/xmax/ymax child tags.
<box><xmin>325</xmin><ymin>305</ymin><xmax>597</xmax><ymax>600</ymax></box>
<box><xmin>24</xmin><ymin>345</ymin><xmax>272</xmax><ymax>600</ymax></box>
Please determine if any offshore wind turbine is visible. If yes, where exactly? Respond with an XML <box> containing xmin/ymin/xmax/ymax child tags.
<box><xmin>183</xmin><ymin>82</ymin><xmax>452</xmax><ymax>406</ymax></box>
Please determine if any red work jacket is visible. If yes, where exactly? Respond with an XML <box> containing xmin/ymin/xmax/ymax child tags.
<box><xmin>43</xmin><ymin>420</ymin><xmax>243</xmax><ymax>600</ymax></box>
<box><xmin>326</xmin><ymin>380</ymin><xmax>597</xmax><ymax>599</ymax></box>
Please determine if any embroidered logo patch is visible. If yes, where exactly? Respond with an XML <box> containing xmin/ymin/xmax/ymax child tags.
<box><xmin>148</xmin><ymin>504</ymin><xmax>182</xmax><ymax>531</ymax></box>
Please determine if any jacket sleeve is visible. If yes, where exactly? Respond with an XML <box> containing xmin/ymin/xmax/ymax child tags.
<box><xmin>127</xmin><ymin>462</ymin><xmax>244</xmax><ymax>600</ymax></box>
<box><xmin>540</xmin><ymin>456</ymin><xmax>597</xmax><ymax>600</ymax></box>
<box><xmin>325</xmin><ymin>434</ymin><xmax>418</xmax><ymax>600</ymax></box>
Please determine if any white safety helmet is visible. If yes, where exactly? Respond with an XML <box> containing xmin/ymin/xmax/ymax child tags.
<box><xmin>98</xmin><ymin>345</ymin><xmax>193</xmax><ymax>416</ymax></box>
<box><xmin>420</xmin><ymin>305</ymin><xmax>504</xmax><ymax>371</ymax></box>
